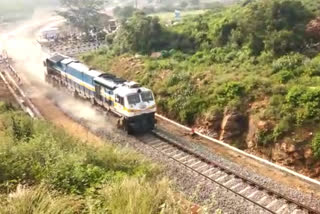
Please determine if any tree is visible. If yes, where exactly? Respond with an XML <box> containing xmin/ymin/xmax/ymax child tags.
<box><xmin>113</xmin><ymin>6</ymin><xmax>136</xmax><ymax>19</ymax></box>
<box><xmin>58</xmin><ymin>0</ymin><xmax>106</xmax><ymax>32</ymax></box>
<box><xmin>112</xmin><ymin>12</ymin><xmax>164</xmax><ymax>54</ymax></box>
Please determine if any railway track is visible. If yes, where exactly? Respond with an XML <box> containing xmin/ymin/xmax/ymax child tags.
<box><xmin>138</xmin><ymin>130</ymin><xmax>320</xmax><ymax>214</ymax></box>
<box><xmin>2</xmin><ymin>42</ymin><xmax>319</xmax><ymax>213</ymax></box>
<box><xmin>0</xmin><ymin>59</ymin><xmax>42</xmax><ymax>118</ymax></box>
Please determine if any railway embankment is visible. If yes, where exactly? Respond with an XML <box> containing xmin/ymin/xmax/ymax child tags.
<box><xmin>0</xmin><ymin>101</ymin><xmax>189</xmax><ymax>213</ymax></box>
<box><xmin>80</xmin><ymin>0</ymin><xmax>320</xmax><ymax>180</ymax></box>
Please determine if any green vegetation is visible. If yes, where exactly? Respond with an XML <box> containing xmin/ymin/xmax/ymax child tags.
<box><xmin>82</xmin><ymin>0</ymin><xmax>320</xmax><ymax>155</ymax></box>
<box><xmin>58</xmin><ymin>0</ymin><xmax>107</xmax><ymax>32</ymax></box>
<box><xmin>0</xmin><ymin>102</ymin><xmax>185</xmax><ymax>213</ymax></box>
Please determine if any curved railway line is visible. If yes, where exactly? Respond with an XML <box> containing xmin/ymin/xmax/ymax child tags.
<box><xmin>1</xmin><ymin>55</ymin><xmax>320</xmax><ymax>214</ymax></box>
<box><xmin>139</xmin><ymin>130</ymin><xmax>320</xmax><ymax>214</ymax></box>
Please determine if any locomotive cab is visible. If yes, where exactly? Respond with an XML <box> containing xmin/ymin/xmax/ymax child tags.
<box><xmin>114</xmin><ymin>85</ymin><xmax>156</xmax><ymax>134</ymax></box>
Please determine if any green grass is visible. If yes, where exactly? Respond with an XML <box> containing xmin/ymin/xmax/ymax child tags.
<box><xmin>0</xmin><ymin>102</ymin><xmax>186</xmax><ymax>213</ymax></box>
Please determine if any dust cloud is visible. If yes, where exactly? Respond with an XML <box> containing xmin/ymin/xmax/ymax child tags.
<box><xmin>3</xmin><ymin>9</ymin><xmax>115</xmax><ymax>133</ymax></box>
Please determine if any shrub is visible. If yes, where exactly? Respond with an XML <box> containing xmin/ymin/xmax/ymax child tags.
<box><xmin>92</xmin><ymin>178</ymin><xmax>186</xmax><ymax>214</ymax></box>
<box><xmin>276</xmin><ymin>70</ymin><xmax>294</xmax><ymax>83</ymax></box>
<box><xmin>0</xmin><ymin>185</ymin><xmax>84</xmax><ymax>214</ymax></box>
<box><xmin>214</xmin><ymin>81</ymin><xmax>245</xmax><ymax>106</ymax></box>
<box><xmin>272</xmin><ymin>53</ymin><xmax>306</xmax><ymax>73</ymax></box>
<box><xmin>0</xmin><ymin>112</ymin><xmax>156</xmax><ymax>194</ymax></box>
<box><xmin>272</xmin><ymin>116</ymin><xmax>292</xmax><ymax>140</ymax></box>
<box><xmin>305</xmin><ymin>54</ymin><xmax>320</xmax><ymax>76</ymax></box>
<box><xmin>312</xmin><ymin>133</ymin><xmax>320</xmax><ymax>159</ymax></box>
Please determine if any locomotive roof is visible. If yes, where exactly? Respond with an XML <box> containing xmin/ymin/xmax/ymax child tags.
<box><xmin>67</xmin><ymin>61</ymin><xmax>101</xmax><ymax>77</ymax></box>
<box><xmin>61</xmin><ymin>58</ymin><xmax>76</xmax><ymax>65</ymax></box>
<box><xmin>115</xmin><ymin>85</ymin><xmax>150</xmax><ymax>97</ymax></box>
<box><xmin>94</xmin><ymin>73</ymin><xmax>126</xmax><ymax>89</ymax></box>
<box><xmin>94</xmin><ymin>76</ymin><xmax>118</xmax><ymax>89</ymax></box>
<box><xmin>49</xmin><ymin>53</ymin><xmax>67</xmax><ymax>63</ymax></box>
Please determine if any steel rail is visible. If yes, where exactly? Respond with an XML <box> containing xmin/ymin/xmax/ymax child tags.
<box><xmin>140</xmin><ymin>129</ymin><xmax>320</xmax><ymax>214</ymax></box>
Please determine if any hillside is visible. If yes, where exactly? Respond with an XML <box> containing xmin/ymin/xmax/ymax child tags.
<box><xmin>0</xmin><ymin>102</ymin><xmax>184</xmax><ymax>213</ymax></box>
<box><xmin>82</xmin><ymin>0</ymin><xmax>320</xmax><ymax>177</ymax></box>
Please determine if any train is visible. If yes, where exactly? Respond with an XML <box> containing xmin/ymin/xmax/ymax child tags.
<box><xmin>44</xmin><ymin>53</ymin><xmax>156</xmax><ymax>134</ymax></box>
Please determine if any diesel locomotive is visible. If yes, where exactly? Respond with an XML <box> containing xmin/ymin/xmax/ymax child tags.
<box><xmin>44</xmin><ymin>53</ymin><xmax>156</xmax><ymax>134</ymax></box>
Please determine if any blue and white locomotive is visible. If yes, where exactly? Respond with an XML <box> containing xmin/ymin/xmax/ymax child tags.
<box><xmin>44</xmin><ymin>53</ymin><xmax>156</xmax><ymax>133</ymax></box>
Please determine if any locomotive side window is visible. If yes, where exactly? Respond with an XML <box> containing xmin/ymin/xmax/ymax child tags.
<box><xmin>116</xmin><ymin>95</ymin><xmax>124</xmax><ymax>106</ymax></box>
<box><xmin>127</xmin><ymin>94</ymin><xmax>141</xmax><ymax>105</ymax></box>
<box><xmin>141</xmin><ymin>91</ymin><xmax>154</xmax><ymax>102</ymax></box>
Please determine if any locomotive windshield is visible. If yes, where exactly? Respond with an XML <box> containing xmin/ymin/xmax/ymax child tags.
<box><xmin>141</xmin><ymin>91</ymin><xmax>154</xmax><ymax>102</ymax></box>
<box><xmin>127</xmin><ymin>94</ymin><xmax>141</xmax><ymax>105</ymax></box>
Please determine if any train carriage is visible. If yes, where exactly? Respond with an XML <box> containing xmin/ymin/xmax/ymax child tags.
<box><xmin>44</xmin><ymin>53</ymin><xmax>156</xmax><ymax>134</ymax></box>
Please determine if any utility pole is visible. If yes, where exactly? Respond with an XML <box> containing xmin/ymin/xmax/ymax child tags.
<box><xmin>135</xmin><ymin>0</ymin><xmax>138</xmax><ymax>9</ymax></box>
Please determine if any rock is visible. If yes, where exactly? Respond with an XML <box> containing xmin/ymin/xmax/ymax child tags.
<box><xmin>293</xmin><ymin>152</ymin><xmax>303</xmax><ymax>160</ymax></box>
<box><xmin>246</xmin><ymin>117</ymin><xmax>258</xmax><ymax>149</ymax></box>
<box><xmin>304</xmin><ymin>148</ymin><xmax>313</xmax><ymax>159</ymax></box>
<box><xmin>283</xmin><ymin>156</ymin><xmax>295</xmax><ymax>166</ymax></box>
<box><xmin>310</xmin><ymin>167</ymin><xmax>320</xmax><ymax>178</ymax></box>
<box><xmin>150</xmin><ymin>52</ymin><xmax>161</xmax><ymax>59</ymax></box>
<box><xmin>280</xmin><ymin>142</ymin><xmax>296</xmax><ymax>153</ymax></box>
<box><xmin>247</xmin><ymin>140</ymin><xmax>255</xmax><ymax>149</ymax></box>
<box><xmin>287</xmin><ymin>144</ymin><xmax>296</xmax><ymax>153</ymax></box>
<box><xmin>272</xmin><ymin>146</ymin><xmax>289</xmax><ymax>162</ymax></box>
<box><xmin>219</xmin><ymin>111</ymin><xmax>247</xmax><ymax>142</ymax></box>
<box><xmin>280</xmin><ymin>142</ymin><xmax>288</xmax><ymax>151</ymax></box>
<box><xmin>257</xmin><ymin>121</ymin><xmax>268</xmax><ymax>130</ymax></box>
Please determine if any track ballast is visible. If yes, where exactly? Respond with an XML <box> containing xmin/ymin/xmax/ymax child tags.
<box><xmin>138</xmin><ymin>130</ymin><xmax>320</xmax><ymax>214</ymax></box>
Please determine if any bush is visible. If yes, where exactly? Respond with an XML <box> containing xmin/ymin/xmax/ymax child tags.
<box><xmin>305</xmin><ymin>54</ymin><xmax>320</xmax><ymax>76</ymax></box>
<box><xmin>0</xmin><ymin>107</ymin><xmax>186</xmax><ymax>213</ymax></box>
<box><xmin>276</xmin><ymin>70</ymin><xmax>294</xmax><ymax>83</ymax></box>
<box><xmin>0</xmin><ymin>111</ymin><xmax>156</xmax><ymax>194</ymax></box>
<box><xmin>93</xmin><ymin>178</ymin><xmax>186</xmax><ymax>214</ymax></box>
<box><xmin>272</xmin><ymin>53</ymin><xmax>306</xmax><ymax>73</ymax></box>
<box><xmin>214</xmin><ymin>81</ymin><xmax>245</xmax><ymax>106</ymax></box>
<box><xmin>0</xmin><ymin>185</ymin><xmax>83</xmax><ymax>214</ymax></box>
<box><xmin>312</xmin><ymin>133</ymin><xmax>320</xmax><ymax>159</ymax></box>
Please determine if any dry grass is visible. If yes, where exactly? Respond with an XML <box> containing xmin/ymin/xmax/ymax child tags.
<box><xmin>0</xmin><ymin>185</ymin><xmax>84</xmax><ymax>214</ymax></box>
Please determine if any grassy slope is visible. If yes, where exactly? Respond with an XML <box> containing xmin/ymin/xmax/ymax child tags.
<box><xmin>0</xmin><ymin>102</ymin><xmax>186</xmax><ymax>213</ymax></box>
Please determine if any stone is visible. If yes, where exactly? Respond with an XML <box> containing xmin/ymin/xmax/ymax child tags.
<box><xmin>247</xmin><ymin>140</ymin><xmax>255</xmax><ymax>149</ymax></box>
<box><xmin>246</xmin><ymin>117</ymin><xmax>258</xmax><ymax>149</ymax></box>
<box><xmin>272</xmin><ymin>146</ymin><xmax>289</xmax><ymax>162</ymax></box>
<box><xmin>150</xmin><ymin>52</ymin><xmax>161</xmax><ymax>59</ymax></box>
<box><xmin>287</xmin><ymin>144</ymin><xmax>296</xmax><ymax>153</ymax></box>
<box><xmin>310</xmin><ymin>167</ymin><xmax>320</xmax><ymax>178</ymax></box>
<box><xmin>293</xmin><ymin>152</ymin><xmax>303</xmax><ymax>160</ymax></box>
<box><xmin>219</xmin><ymin>111</ymin><xmax>247</xmax><ymax>142</ymax></box>
<box><xmin>280</xmin><ymin>142</ymin><xmax>288</xmax><ymax>152</ymax></box>
<box><xmin>304</xmin><ymin>148</ymin><xmax>313</xmax><ymax>159</ymax></box>
<box><xmin>283</xmin><ymin>156</ymin><xmax>295</xmax><ymax>166</ymax></box>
